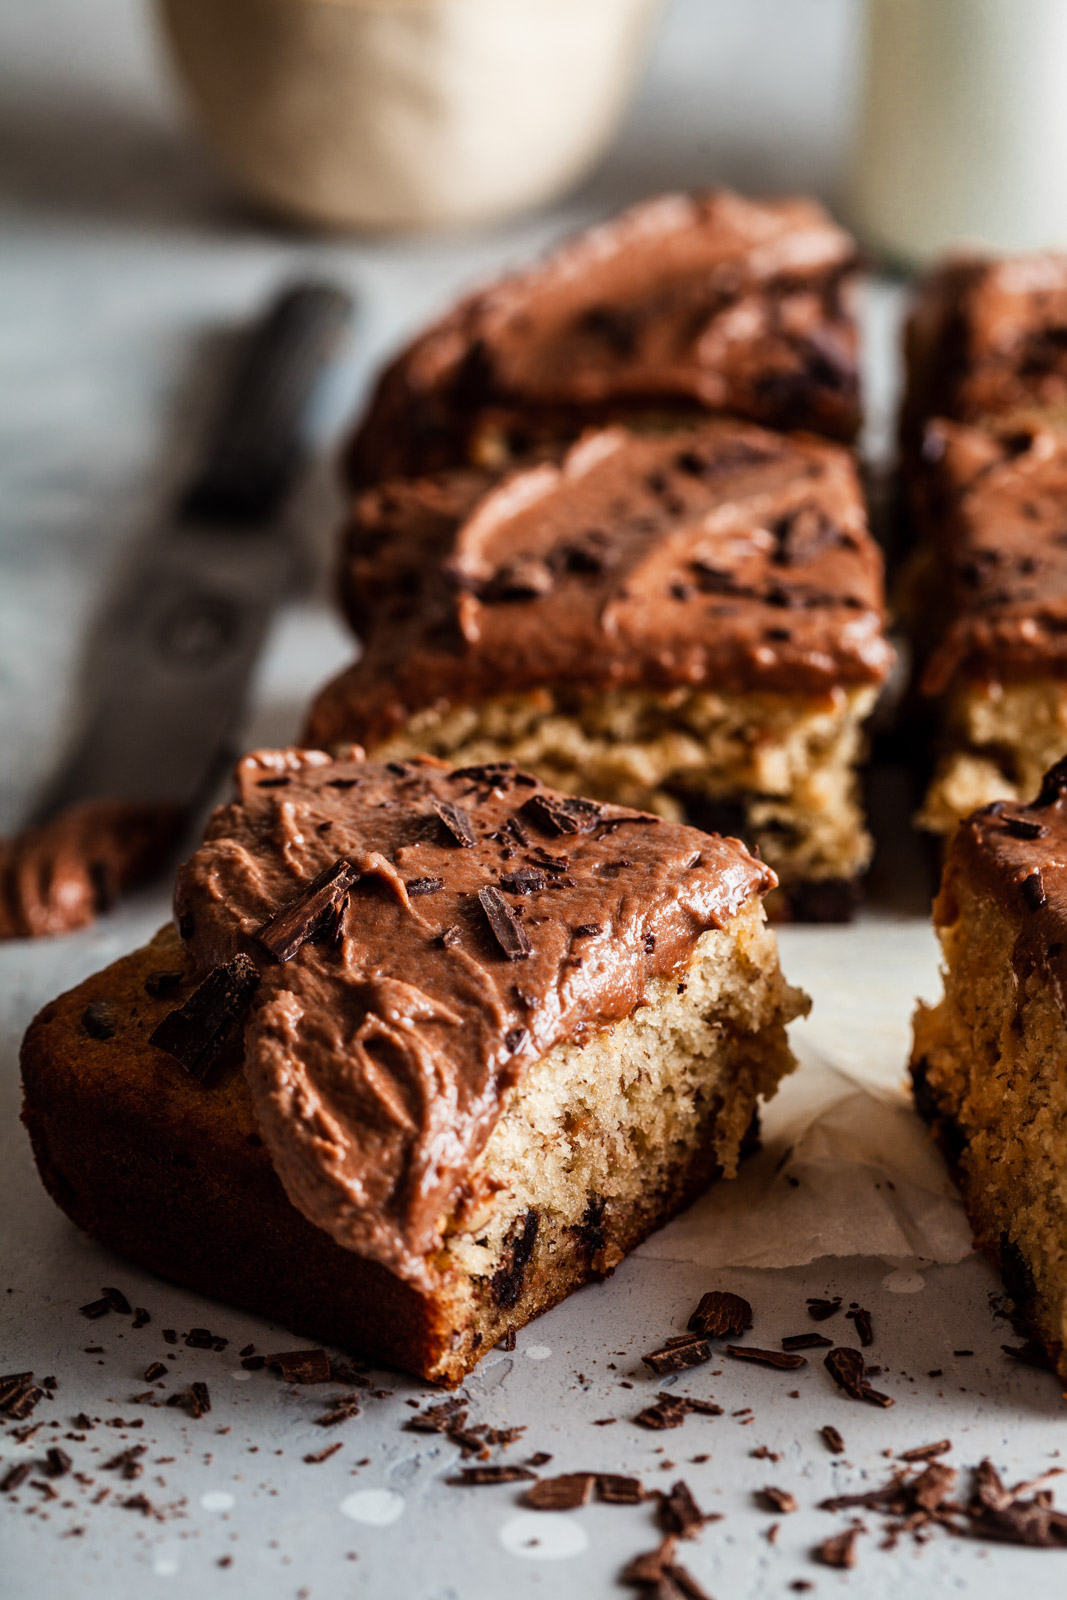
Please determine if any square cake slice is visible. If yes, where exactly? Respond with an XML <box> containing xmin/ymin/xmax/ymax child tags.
<box><xmin>311</xmin><ymin>419</ymin><xmax>893</xmax><ymax>919</ymax></box>
<box><xmin>911</xmin><ymin>758</ymin><xmax>1067</xmax><ymax>1384</ymax></box>
<box><xmin>901</xmin><ymin>252</ymin><xmax>1067</xmax><ymax>475</ymax></box>
<box><xmin>345</xmin><ymin>189</ymin><xmax>860</xmax><ymax>486</ymax></box>
<box><xmin>912</xmin><ymin>418</ymin><xmax>1067</xmax><ymax>835</ymax></box>
<box><xmin>21</xmin><ymin>749</ymin><xmax>806</xmax><ymax>1385</ymax></box>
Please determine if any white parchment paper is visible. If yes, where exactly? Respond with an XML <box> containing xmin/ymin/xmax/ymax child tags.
<box><xmin>638</xmin><ymin>911</ymin><xmax>976</xmax><ymax>1269</ymax></box>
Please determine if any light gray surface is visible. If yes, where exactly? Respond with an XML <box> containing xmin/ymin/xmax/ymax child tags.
<box><xmin>4</xmin><ymin>3</ymin><xmax>1067</xmax><ymax>1596</ymax></box>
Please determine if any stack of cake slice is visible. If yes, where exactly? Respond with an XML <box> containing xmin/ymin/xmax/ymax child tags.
<box><xmin>312</xmin><ymin>191</ymin><xmax>893</xmax><ymax>918</ymax></box>
<box><xmin>21</xmin><ymin>749</ymin><xmax>806</xmax><ymax>1384</ymax></box>
<box><xmin>900</xmin><ymin>254</ymin><xmax>1067</xmax><ymax>833</ymax></box>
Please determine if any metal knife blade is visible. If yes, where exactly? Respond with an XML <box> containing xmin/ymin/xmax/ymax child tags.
<box><xmin>35</xmin><ymin>280</ymin><xmax>352</xmax><ymax>819</ymax></box>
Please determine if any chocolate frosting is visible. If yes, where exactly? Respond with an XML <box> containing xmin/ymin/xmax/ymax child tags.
<box><xmin>174</xmin><ymin>748</ymin><xmax>775</xmax><ymax>1286</ymax></box>
<box><xmin>346</xmin><ymin>190</ymin><xmax>860</xmax><ymax>484</ymax></box>
<box><xmin>0</xmin><ymin>800</ymin><xmax>180</xmax><ymax>941</ymax></box>
<box><xmin>903</xmin><ymin>253</ymin><xmax>1067</xmax><ymax>457</ymax></box>
<box><xmin>313</xmin><ymin>419</ymin><xmax>891</xmax><ymax>752</ymax></box>
<box><xmin>919</xmin><ymin>419</ymin><xmax>1067</xmax><ymax>695</ymax></box>
<box><xmin>948</xmin><ymin>758</ymin><xmax>1067</xmax><ymax>1011</ymax></box>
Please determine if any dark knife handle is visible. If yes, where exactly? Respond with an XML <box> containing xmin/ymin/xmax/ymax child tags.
<box><xmin>179</xmin><ymin>281</ymin><xmax>353</xmax><ymax>526</ymax></box>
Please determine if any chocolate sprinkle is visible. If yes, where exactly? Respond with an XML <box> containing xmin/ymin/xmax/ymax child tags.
<box><xmin>725</xmin><ymin>1346</ymin><xmax>807</xmax><ymax>1371</ymax></box>
<box><xmin>405</xmin><ymin>876</ymin><xmax>444</xmax><ymax>896</ymax></box>
<box><xmin>149</xmin><ymin>954</ymin><xmax>260</xmax><ymax>1080</ymax></box>
<box><xmin>256</xmin><ymin>857</ymin><xmax>359</xmax><ymax>961</ymax></box>
<box><xmin>264</xmin><ymin>1349</ymin><xmax>332</xmax><ymax>1384</ymax></box>
<box><xmin>447</xmin><ymin>1465</ymin><xmax>537</xmax><ymax>1486</ymax></box>
<box><xmin>688</xmin><ymin>1290</ymin><xmax>753</xmax><ymax>1340</ymax></box>
<box><xmin>432</xmin><ymin>800</ymin><xmax>476</xmax><ymax>848</ymax></box>
<box><xmin>477</xmin><ymin>886</ymin><xmax>532</xmax><ymax>960</ymax></box>
<box><xmin>1</xmin><ymin>1462</ymin><xmax>32</xmax><ymax>1493</ymax></box>
<box><xmin>897</xmin><ymin>1440</ymin><xmax>952</xmax><ymax>1463</ymax></box>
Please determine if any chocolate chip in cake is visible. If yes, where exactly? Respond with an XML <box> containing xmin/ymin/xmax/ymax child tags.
<box><xmin>81</xmin><ymin>1002</ymin><xmax>116</xmax><ymax>1041</ymax></box>
<box><xmin>256</xmin><ymin>858</ymin><xmax>359</xmax><ymax>961</ymax></box>
<box><xmin>820</xmin><ymin>1424</ymin><xmax>846</xmax><ymax>1454</ymax></box>
<box><xmin>405</xmin><ymin>876</ymin><xmax>444</xmax><ymax>896</ymax></box>
<box><xmin>524</xmin><ymin>1473</ymin><xmax>595</xmax><ymax>1510</ymax></box>
<box><xmin>725</xmin><ymin>1346</ymin><xmax>807</xmax><ymax>1371</ymax></box>
<box><xmin>144</xmin><ymin>970</ymin><xmax>183</xmax><ymax>998</ymax></box>
<box><xmin>432</xmin><ymin>800</ymin><xmax>476</xmax><ymax>847</ymax></box>
<box><xmin>490</xmin><ymin>1211</ymin><xmax>538</xmax><ymax>1307</ymax></box>
<box><xmin>149</xmin><ymin>954</ymin><xmax>259</xmax><ymax>1080</ymax></box>
<box><xmin>688</xmin><ymin>1290</ymin><xmax>753</xmax><ymax>1340</ymax></box>
<box><xmin>782</xmin><ymin>1333</ymin><xmax>833</xmax><ymax>1352</ymax></box>
<box><xmin>478</xmin><ymin>887</ymin><xmax>532</xmax><ymax>961</ymax></box>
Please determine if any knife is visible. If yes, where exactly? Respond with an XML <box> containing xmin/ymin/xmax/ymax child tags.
<box><xmin>0</xmin><ymin>281</ymin><xmax>353</xmax><ymax>939</ymax></box>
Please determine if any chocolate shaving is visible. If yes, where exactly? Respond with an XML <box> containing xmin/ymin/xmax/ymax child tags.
<box><xmin>658</xmin><ymin>1479</ymin><xmax>709</xmax><ymax>1537</ymax></box>
<box><xmin>149</xmin><ymin>954</ymin><xmax>259</xmax><ymax>1079</ymax></box>
<box><xmin>521</xmin><ymin>793</ymin><xmax>601</xmax><ymax>837</ymax></box>
<box><xmin>432</xmin><ymin>800</ymin><xmax>476</xmax><ymax>848</ymax></box>
<box><xmin>405</xmin><ymin>876</ymin><xmax>444</xmax><ymax>896</ymax></box>
<box><xmin>821</xmin><ymin>1424</ymin><xmax>846</xmax><ymax>1454</ymax></box>
<box><xmin>143</xmin><ymin>1363</ymin><xmax>167</xmax><ymax>1382</ymax></box>
<box><xmin>256</xmin><ymin>858</ymin><xmax>359</xmax><ymax>961</ymax></box>
<box><xmin>642</xmin><ymin>1334</ymin><xmax>712</xmax><ymax>1375</ymax></box>
<box><xmin>816</xmin><ymin>1528</ymin><xmax>859</xmax><ymax>1568</ymax></box>
<box><xmin>405</xmin><ymin>1398</ymin><xmax>468</xmax><ymax>1434</ymax></box>
<box><xmin>477</xmin><ymin>886</ymin><xmax>532</xmax><ymax>960</ymax></box>
<box><xmin>315</xmin><ymin>1395</ymin><xmax>362</xmax><ymax>1427</ymax></box>
<box><xmin>499</xmin><ymin>868</ymin><xmax>547</xmax><ymax>895</ymax></box>
<box><xmin>846</xmin><ymin>1307</ymin><xmax>874</xmax><ymax>1346</ymax></box>
<box><xmin>103</xmin><ymin>1286</ymin><xmax>131</xmax><ymax>1314</ymax></box>
<box><xmin>597</xmin><ymin>1473</ymin><xmax>646</xmax><ymax>1505</ymax></box>
<box><xmin>264</xmin><ymin>1349</ymin><xmax>332</xmax><ymax>1384</ymax></box>
<box><xmin>782</xmin><ymin>1333</ymin><xmax>833</xmax><ymax>1352</ymax></box>
<box><xmin>79</xmin><ymin>1297</ymin><xmax>112</xmax><ymax>1320</ymax></box>
<box><xmin>81</xmin><ymin>1001</ymin><xmax>116</xmax><ymax>1040</ymax></box>
<box><xmin>758</xmin><ymin>1486</ymin><xmax>798</xmax><ymax>1514</ymax></box>
<box><xmin>806</xmin><ymin>1297</ymin><xmax>842</xmax><ymax>1321</ymax></box>
<box><xmin>688</xmin><ymin>1290</ymin><xmax>752</xmax><ymax>1340</ymax></box>
<box><xmin>303</xmin><ymin>1442</ymin><xmax>343</xmax><ymax>1464</ymax></box>
<box><xmin>1005</xmin><ymin>816</ymin><xmax>1048</xmax><ymax>841</ymax></box>
<box><xmin>634</xmin><ymin>1393</ymin><xmax>721</xmax><ymax>1431</ymax></box>
<box><xmin>1021</xmin><ymin>870</ymin><xmax>1047</xmax><ymax>912</ymax></box>
<box><xmin>447</xmin><ymin>1465</ymin><xmax>536</xmax><ymax>1486</ymax></box>
<box><xmin>525</xmin><ymin>1473</ymin><xmax>595</xmax><ymax>1510</ymax></box>
<box><xmin>1</xmin><ymin>1462</ymin><xmax>32</xmax><ymax>1493</ymax></box>
<box><xmin>824</xmin><ymin>1345</ymin><xmax>896</xmax><ymax>1407</ymax></box>
<box><xmin>725</xmin><ymin>1345</ymin><xmax>806</xmax><ymax>1371</ymax></box>
<box><xmin>897</xmin><ymin>1439</ymin><xmax>952</xmax><ymax>1463</ymax></box>
<box><xmin>44</xmin><ymin>1447</ymin><xmax>72</xmax><ymax>1478</ymax></box>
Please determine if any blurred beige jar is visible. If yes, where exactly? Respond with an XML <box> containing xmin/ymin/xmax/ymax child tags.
<box><xmin>158</xmin><ymin>0</ymin><xmax>662</xmax><ymax>231</ymax></box>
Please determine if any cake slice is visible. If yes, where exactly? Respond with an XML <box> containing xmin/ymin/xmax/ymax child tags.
<box><xmin>901</xmin><ymin>251</ymin><xmax>1067</xmax><ymax>478</ymax></box>
<box><xmin>21</xmin><ymin>748</ymin><xmax>806</xmax><ymax>1385</ymax></box>
<box><xmin>345</xmin><ymin>189</ymin><xmax>860</xmax><ymax>486</ymax></box>
<box><xmin>312</xmin><ymin>418</ymin><xmax>893</xmax><ymax>919</ymax></box>
<box><xmin>911</xmin><ymin>758</ymin><xmax>1067</xmax><ymax>1384</ymax></box>
<box><xmin>912</xmin><ymin>417</ymin><xmax>1067</xmax><ymax>835</ymax></box>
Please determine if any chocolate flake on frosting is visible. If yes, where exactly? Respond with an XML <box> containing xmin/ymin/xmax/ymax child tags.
<box><xmin>148</xmin><ymin>955</ymin><xmax>259</xmax><ymax>1080</ymax></box>
<box><xmin>432</xmin><ymin>800</ymin><xmax>476</xmax><ymax>848</ymax></box>
<box><xmin>477</xmin><ymin>887</ymin><xmax>532</xmax><ymax>961</ymax></box>
<box><xmin>256</xmin><ymin>858</ymin><xmax>360</xmax><ymax>962</ymax></box>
